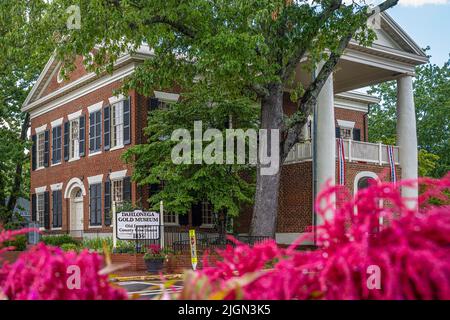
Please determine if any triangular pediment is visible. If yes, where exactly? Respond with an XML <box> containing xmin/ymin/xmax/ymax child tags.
<box><xmin>375</xmin><ymin>12</ymin><xmax>427</xmax><ymax>57</ymax></box>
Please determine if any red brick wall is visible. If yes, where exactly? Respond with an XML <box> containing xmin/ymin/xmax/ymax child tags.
<box><xmin>42</xmin><ymin>56</ymin><xmax>89</xmax><ymax>97</ymax></box>
<box><xmin>335</xmin><ymin>107</ymin><xmax>368</xmax><ymax>142</ymax></box>
<box><xmin>30</xmin><ymin>80</ymin><xmax>144</xmax><ymax>233</ymax></box>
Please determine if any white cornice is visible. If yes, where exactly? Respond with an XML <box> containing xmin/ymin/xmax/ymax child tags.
<box><xmin>50</xmin><ymin>118</ymin><xmax>63</xmax><ymax>128</ymax></box>
<box><xmin>154</xmin><ymin>91</ymin><xmax>180</xmax><ymax>102</ymax></box>
<box><xmin>68</xmin><ymin>110</ymin><xmax>82</xmax><ymax>121</ymax></box>
<box><xmin>109</xmin><ymin>169</ymin><xmax>127</xmax><ymax>181</ymax></box>
<box><xmin>35</xmin><ymin>186</ymin><xmax>47</xmax><ymax>194</ymax></box>
<box><xmin>87</xmin><ymin>174</ymin><xmax>104</xmax><ymax>185</ymax></box>
<box><xmin>35</xmin><ymin>124</ymin><xmax>48</xmax><ymax>134</ymax></box>
<box><xmin>88</xmin><ymin>101</ymin><xmax>103</xmax><ymax>114</ymax></box>
<box><xmin>50</xmin><ymin>183</ymin><xmax>63</xmax><ymax>191</ymax></box>
<box><xmin>28</xmin><ymin>63</ymin><xmax>136</xmax><ymax>120</ymax></box>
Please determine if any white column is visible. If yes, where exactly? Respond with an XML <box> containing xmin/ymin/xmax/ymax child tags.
<box><xmin>315</xmin><ymin>63</ymin><xmax>336</xmax><ymax>224</ymax></box>
<box><xmin>396</xmin><ymin>75</ymin><xmax>418</xmax><ymax>200</ymax></box>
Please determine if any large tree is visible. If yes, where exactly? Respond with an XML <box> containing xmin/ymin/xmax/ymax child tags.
<box><xmin>0</xmin><ymin>0</ymin><xmax>53</xmax><ymax>224</ymax></box>
<box><xmin>19</xmin><ymin>0</ymin><xmax>398</xmax><ymax>236</ymax></box>
<box><xmin>368</xmin><ymin>55</ymin><xmax>450</xmax><ymax>178</ymax></box>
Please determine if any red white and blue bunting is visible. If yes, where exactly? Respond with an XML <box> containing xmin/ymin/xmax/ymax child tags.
<box><xmin>337</xmin><ymin>138</ymin><xmax>346</xmax><ymax>186</ymax></box>
<box><xmin>387</xmin><ymin>145</ymin><xmax>397</xmax><ymax>184</ymax></box>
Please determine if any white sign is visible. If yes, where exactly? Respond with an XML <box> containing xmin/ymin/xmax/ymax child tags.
<box><xmin>116</xmin><ymin>210</ymin><xmax>160</xmax><ymax>240</ymax></box>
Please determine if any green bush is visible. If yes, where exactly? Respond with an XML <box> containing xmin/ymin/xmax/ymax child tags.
<box><xmin>41</xmin><ymin>234</ymin><xmax>80</xmax><ymax>247</ymax></box>
<box><xmin>4</xmin><ymin>234</ymin><xmax>27</xmax><ymax>251</ymax></box>
<box><xmin>113</xmin><ymin>240</ymin><xmax>138</xmax><ymax>254</ymax></box>
<box><xmin>81</xmin><ymin>237</ymin><xmax>113</xmax><ymax>252</ymax></box>
<box><xmin>60</xmin><ymin>243</ymin><xmax>79</xmax><ymax>252</ymax></box>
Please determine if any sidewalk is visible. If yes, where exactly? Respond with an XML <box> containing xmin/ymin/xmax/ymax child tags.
<box><xmin>110</xmin><ymin>270</ymin><xmax>185</xmax><ymax>282</ymax></box>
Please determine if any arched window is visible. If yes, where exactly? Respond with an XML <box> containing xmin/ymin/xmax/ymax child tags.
<box><xmin>354</xmin><ymin>171</ymin><xmax>382</xmax><ymax>233</ymax></box>
<box><xmin>357</xmin><ymin>176</ymin><xmax>377</xmax><ymax>191</ymax></box>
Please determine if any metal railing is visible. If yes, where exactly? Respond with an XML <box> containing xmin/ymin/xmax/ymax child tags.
<box><xmin>134</xmin><ymin>225</ymin><xmax>271</xmax><ymax>253</ymax></box>
<box><xmin>284</xmin><ymin>139</ymin><xmax>400</xmax><ymax>165</ymax></box>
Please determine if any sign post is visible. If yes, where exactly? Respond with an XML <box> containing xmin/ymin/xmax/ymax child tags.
<box><xmin>112</xmin><ymin>201</ymin><xmax>117</xmax><ymax>249</ymax></box>
<box><xmin>160</xmin><ymin>201</ymin><xmax>165</xmax><ymax>249</ymax></box>
<box><xmin>189</xmin><ymin>229</ymin><xmax>198</xmax><ymax>270</ymax></box>
<box><xmin>116</xmin><ymin>210</ymin><xmax>160</xmax><ymax>240</ymax></box>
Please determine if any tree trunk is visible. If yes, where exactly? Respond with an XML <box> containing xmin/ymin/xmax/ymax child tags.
<box><xmin>4</xmin><ymin>113</ymin><xmax>30</xmax><ymax>222</ymax></box>
<box><xmin>250</xmin><ymin>85</ymin><xmax>284</xmax><ymax>238</ymax></box>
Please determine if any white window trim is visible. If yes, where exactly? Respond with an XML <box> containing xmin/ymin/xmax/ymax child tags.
<box><xmin>109</xmin><ymin>170</ymin><xmax>127</xmax><ymax>181</ymax></box>
<box><xmin>50</xmin><ymin>118</ymin><xmax>63</xmax><ymax>128</ymax></box>
<box><xmin>108</xmin><ymin>94</ymin><xmax>126</xmax><ymax>105</ymax></box>
<box><xmin>88</xmin><ymin>101</ymin><xmax>103</xmax><ymax>114</ymax></box>
<box><xmin>35</xmin><ymin>186</ymin><xmax>47</xmax><ymax>194</ymax></box>
<box><xmin>35</xmin><ymin>124</ymin><xmax>47</xmax><ymax>134</ymax></box>
<box><xmin>164</xmin><ymin>213</ymin><xmax>179</xmax><ymax>226</ymax></box>
<box><xmin>87</xmin><ymin>174</ymin><xmax>104</xmax><ymax>185</ymax></box>
<box><xmin>68</xmin><ymin>110</ymin><xmax>82</xmax><ymax>121</ymax></box>
<box><xmin>69</xmin><ymin>118</ymin><xmax>80</xmax><ymax>160</ymax></box>
<box><xmin>88</xmin><ymin>151</ymin><xmax>102</xmax><ymax>157</ymax></box>
<box><xmin>337</xmin><ymin>119</ymin><xmax>356</xmax><ymax>129</ymax></box>
<box><xmin>50</xmin><ymin>183</ymin><xmax>63</xmax><ymax>191</ymax></box>
<box><xmin>51</xmin><ymin>162</ymin><xmax>61</xmax><ymax>167</ymax></box>
<box><xmin>109</xmin><ymin>145</ymin><xmax>124</xmax><ymax>152</ymax></box>
<box><xmin>154</xmin><ymin>91</ymin><xmax>180</xmax><ymax>102</ymax></box>
<box><xmin>68</xmin><ymin>156</ymin><xmax>81</xmax><ymax>162</ymax></box>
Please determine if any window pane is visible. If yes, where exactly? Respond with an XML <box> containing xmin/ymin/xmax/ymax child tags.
<box><xmin>37</xmin><ymin>133</ymin><xmax>45</xmax><ymax>168</ymax></box>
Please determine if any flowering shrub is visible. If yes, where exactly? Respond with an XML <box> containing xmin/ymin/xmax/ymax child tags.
<box><xmin>0</xmin><ymin>232</ymin><xmax>127</xmax><ymax>300</ymax></box>
<box><xmin>178</xmin><ymin>174</ymin><xmax>450</xmax><ymax>300</ymax></box>
<box><xmin>144</xmin><ymin>244</ymin><xmax>172</xmax><ymax>260</ymax></box>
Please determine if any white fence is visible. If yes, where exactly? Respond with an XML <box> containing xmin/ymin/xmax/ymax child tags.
<box><xmin>285</xmin><ymin>139</ymin><xmax>399</xmax><ymax>165</ymax></box>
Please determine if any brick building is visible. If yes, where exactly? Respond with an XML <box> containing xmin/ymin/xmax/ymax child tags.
<box><xmin>22</xmin><ymin>13</ymin><xmax>427</xmax><ymax>244</ymax></box>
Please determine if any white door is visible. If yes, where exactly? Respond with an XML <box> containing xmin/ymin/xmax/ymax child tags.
<box><xmin>70</xmin><ymin>196</ymin><xmax>84</xmax><ymax>235</ymax></box>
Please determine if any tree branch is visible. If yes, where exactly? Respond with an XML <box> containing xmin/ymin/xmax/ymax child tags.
<box><xmin>281</xmin><ymin>0</ymin><xmax>343</xmax><ymax>83</ymax></box>
<box><xmin>281</xmin><ymin>0</ymin><xmax>399</xmax><ymax>160</ymax></box>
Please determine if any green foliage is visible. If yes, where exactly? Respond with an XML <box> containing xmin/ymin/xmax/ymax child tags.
<box><xmin>60</xmin><ymin>243</ymin><xmax>79</xmax><ymax>252</ymax></box>
<box><xmin>368</xmin><ymin>56</ymin><xmax>450</xmax><ymax>177</ymax></box>
<box><xmin>41</xmin><ymin>234</ymin><xmax>80</xmax><ymax>247</ymax></box>
<box><xmin>3</xmin><ymin>234</ymin><xmax>27</xmax><ymax>251</ymax></box>
<box><xmin>113</xmin><ymin>240</ymin><xmax>139</xmax><ymax>254</ymax></box>
<box><xmin>81</xmin><ymin>237</ymin><xmax>113</xmax><ymax>252</ymax></box>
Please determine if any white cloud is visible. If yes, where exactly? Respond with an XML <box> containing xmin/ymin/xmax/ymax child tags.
<box><xmin>399</xmin><ymin>0</ymin><xmax>449</xmax><ymax>6</ymax></box>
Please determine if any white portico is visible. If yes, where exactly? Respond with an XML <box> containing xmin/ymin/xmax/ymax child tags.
<box><xmin>288</xmin><ymin>13</ymin><xmax>427</xmax><ymax>211</ymax></box>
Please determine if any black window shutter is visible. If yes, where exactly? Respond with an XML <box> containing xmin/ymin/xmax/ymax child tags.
<box><xmin>192</xmin><ymin>203</ymin><xmax>202</xmax><ymax>227</ymax></box>
<box><xmin>353</xmin><ymin>128</ymin><xmax>361</xmax><ymax>141</ymax></box>
<box><xmin>335</xmin><ymin>126</ymin><xmax>341</xmax><ymax>139</ymax></box>
<box><xmin>44</xmin><ymin>191</ymin><xmax>50</xmax><ymax>229</ymax></box>
<box><xmin>44</xmin><ymin>130</ymin><xmax>50</xmax><ymax>167</ymax></box>
<box><xmin>64</xmin><ymin>121</ymin><xmax>70</xmax><ymax>161</ymax></box>
<box><xmin>89</xmin><ymin>185</ymin><xmax>94</xmax><ymax>225</ymax></box>
<box><xmin>148</xmin><ymin>98</ymin><xmax>159</xmax><ymax>111</ymax></box>
<box><xmin>123</xmin><ymin>97</ymin><xmax>131</xmax><ymax>145</ymax></box>
<box><xmin>104</xmin><ymin>178</ymin><xmax>111</xmax><ymax>226</ymax></box>
<box><xmin>31</xmin><ymin>134</ymin><xmax>37</xmax><ymax>171</ymax></box>
<box><xmin>52</xmin><ymin>127</ymin><xmax>57</xmax><ymax>164</ymax></box>
<box><xmin>31</xmin><ymin>193</ymin><xmax>37</xmax><ymax>222</ymax></box>
<box><xmin>96</xmin><ymin>184</ymin><xmax>102</xmax><ymax>226</ymax></box>
<box><xmin>89</xmin><ymin>113</ymin><xmax>95</xmax><ymax>152</ymax></box>
<box><xmin>123</xmin><ymin>176</ymin><xmax>131</xmax><ymax>203</ymax></box>
<box><xmin>149</xmin><ymin>183</ymin><xmax>161</xmax><ymax>195</ymax></box>
<box><xmin>58</xmin><ymin>190</ymin><xmax>62</xmax><ymax>227</ymax></box>
<box><xmin>79</xmin><ymin>115</ymin><xmax>86</xmax><ymax>157</ymax></box>
<box><xmin>52</xmin><ymin>191</ymin><xmax>57</xmax><ymax>227</ymax></box>
<box><xmin>179</xmin><ymin>213</ymin><xmax>189</xmax><ymax>226</ymax></box>
<box><xmin>104</xmin><ymin>106</ymin><xmax>111</xmax><ymax>151</ymax></box>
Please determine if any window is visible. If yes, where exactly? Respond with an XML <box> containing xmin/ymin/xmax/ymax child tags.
<box><xmin>37</xmin><ymin>193</ymin><xmax>45</xmax><ymax>228</ymax></box>
<box><xmin>201</xmin><ymin>201</ymin><xmax>214</xmax><ymax>226</ymax></box>
<box><xmin>111</xmin><ymin>102</ymin><xmax>124</xmax><ymax>148</ymax></box>
<box><xmin>357</xmin><ymin>176</ymin><xmax>377</xmax><ymax>191</ymax></box>
<box><xmin>164</xmin><ymin>211</ymin><xmax>178</xmax><ymax>225</ymax></box>
<box><xmin>52</xmin><ymin>190</ymin><xmax>62</xmax><ymax>228</ymax></box>
<box><xmin>70</xmin><ymin>119</ymin><xmax>80</xmax><ymax>159</ymax></box>
<box><xmin>37</xmin><ymin>132</ymin><xmax>45</xmax><ymax>168</ymax></box>
<box><xmin>340</xmin><ymin>127</ymin><xmax>353</xmax><ymax>140</ymax></box>
<box><xmin>89</xmin><ymin>110</ymin><xmax>102</xmax><ymax>153</ymax></box>
<box><xmin>89</xmin><ymin>183</ymin><xmax>102</xmax><ymax>226</ymax></box>
<box><xmin>112</xmin><ymin>179</ymin><xmax>123</xmax><ymax>206</ymax></box>
<box><xmin>52</xmin><ymin>126</ymin><xmax>62</xmax><ymax>164</ymax></box>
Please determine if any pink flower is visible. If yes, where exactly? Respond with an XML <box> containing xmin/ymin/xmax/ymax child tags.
<box><xmin>180</xmin><ymin>174</ymin><xmax>450</xmax><ymax>300</ymax></box>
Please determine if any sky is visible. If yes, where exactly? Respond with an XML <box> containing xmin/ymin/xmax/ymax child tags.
<box><xmin>387</xmin><ymin>0</ymin><xmax>450</xmax><ymax>65</ymax></box>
